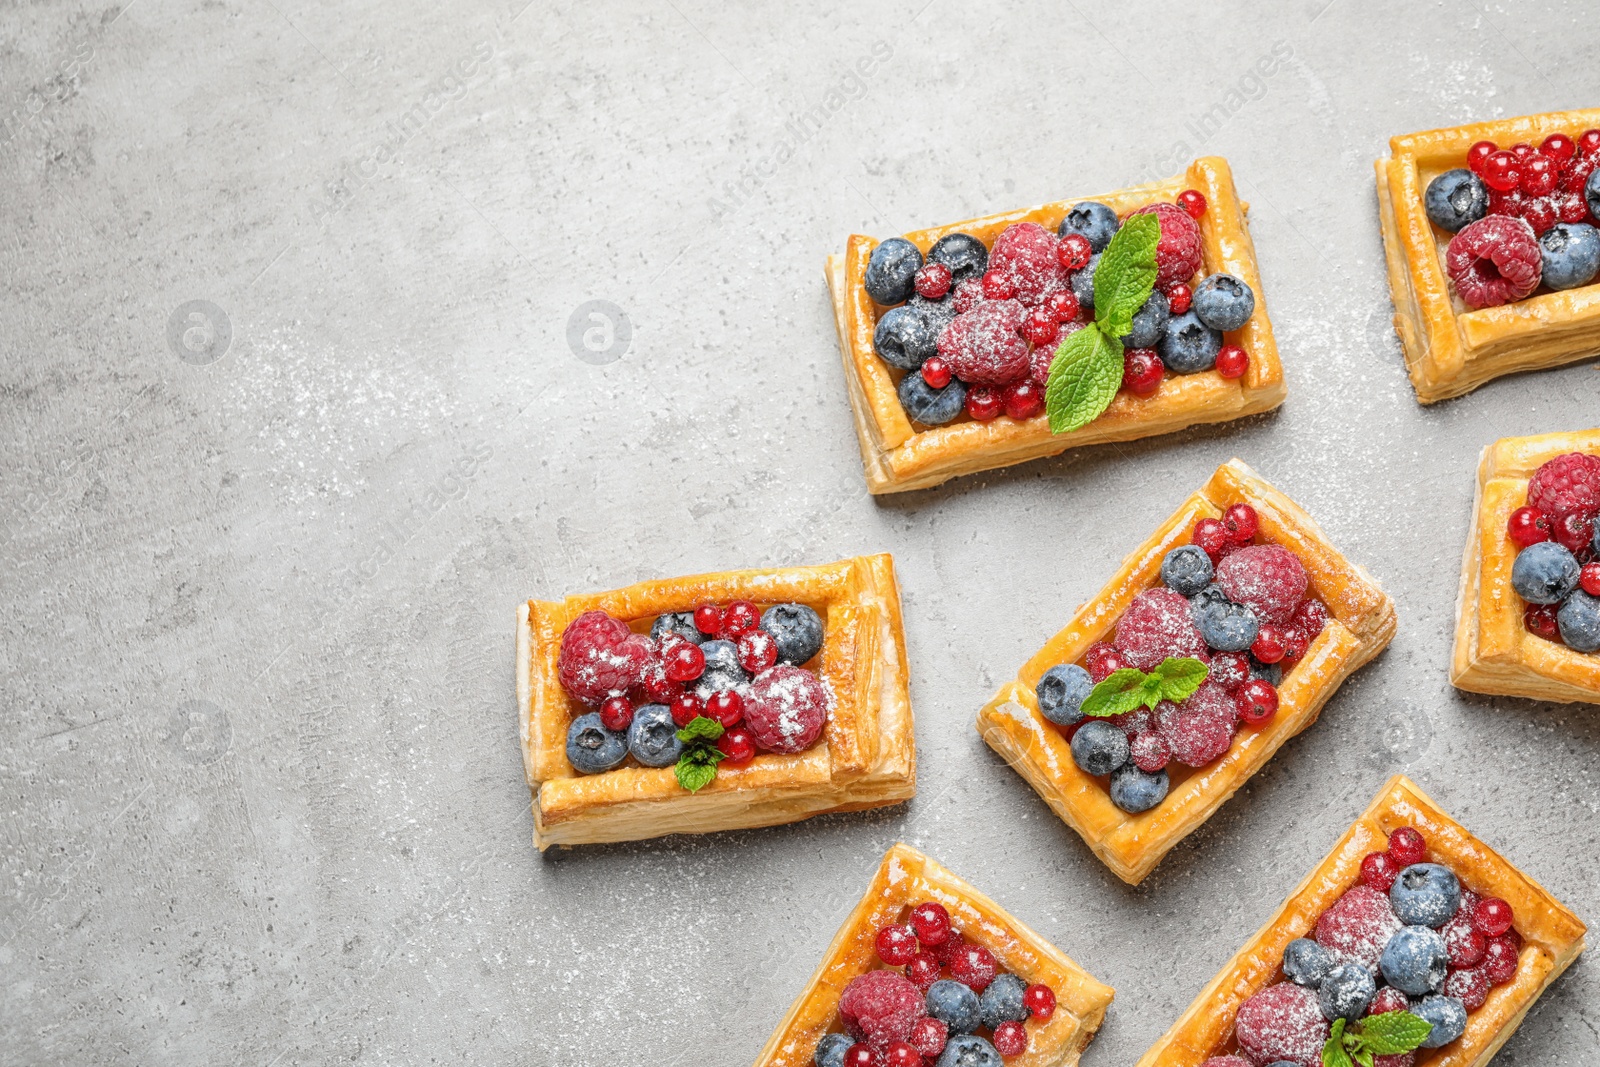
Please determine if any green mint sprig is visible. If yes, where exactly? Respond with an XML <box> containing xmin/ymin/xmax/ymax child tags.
<box><xmin>1044</xmin><ymin>211</ymin><xmax>1162</xmax><ymax>434</ymax></box>
<box><xmin>1322</xmin><ymin>1012</ymin><xmax>1433</xmax><ymax>1067</ymax></box>
<box><xmin>674</xmin><ymin>715</ymin><xmax>726</xmax><ymax>792</ymax></box>
<box><xmin>1079</xmin><ymin>656</ymin><xmax>1208</xmax><ymax>717</ymax></box>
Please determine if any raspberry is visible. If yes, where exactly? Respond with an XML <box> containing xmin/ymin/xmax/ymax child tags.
<box><xmin>839</xmin><ymin>969</ymin><xmax>926</xmax><ymax>1048</ymax></box>
<box><xmin>1023</xmin><ymin>984</ymin><xmax>1055</xmax><ymax>1020</ymax></box>
<box><xmin>1216</xmin><ymin>545</ymin><xmax>1309</xmax><ymax>625</ymax></box>
<box><xmin>1156</xmin><ymin>682</ymin><xmax>1236</xmax><ymax>767</ymax></box>
<box><xmin>744</xmin><ymin>665</ymin><xmax>831</xmax><ymax>753</ymax></box>
<box><xmin>948</xmin><ymin>942</ymin><xmax>997</xmax><ymax>992</ymax></box>
<box><xmin>1234</xmin><ymin>982</ymin><xmax>1329</xmax><ymax>1067</ymax></box>
<box><xmin>1367</xmin><ymin>986</ymin><xmax>1410</xmax><ymax>1016</ymax></box>
<box><xmin>910</xmin><ymin>901</ymin><xmax>951</xmax><ymax>946</ymax></box>
<box><xmin>1128</xmin><ymin>202</ymin><xmax>1204</xmax><ymax>288</ymax></box>
<box><xmin>877</xmin><ymin>923</ymin><xmax>919</xmax><ymax>966</ymax></box>
<box><xmin>1360</xmin><ymin>850</ymin><xmax>1401</xmax><ymax>893</ymax></box>
<box><xmin>905</xmin><ymin>953</ymin><xmax>942</xmax><ymax>992</ymax></box>
<box><xmin>1315</xmin><ymin>885</ymin><xmax>1402</xmax><ymax>971</ymax></box>
<box><xmin>938</xmin><ymin>299</ymin><xmax>1030</xmax><ymax>386</ymax></box>
<box><xmin>1386</xmin><ymin>826</ymin><xmax>1428</xmax><ymax>867</ymax></box>
<box><xmin>991</xmin><ymin>1020</ymin><xmax>1027</xmax><ymax>1058</ymax></box>
<box><xmin>1527</xmin><ymin>452</ymin><xmax>1600</xmax><ymax>523</ymax></box>
<box><xmin>1446</xmin><ymin>966</ymin><xmax>1489</xmax><ymax>1011</ymax></box>
<box><xmin>910</xmin><ymin>1016</ymin><xmax>947</xmax><ymax>1058</ymax></box>
<box><xmin>557</xmin><ymin>611</ymin><xmax>654</xmax><ymax>703</ymax></box>
<box><xmin>1198</xmin><ymin>1059</ymin><xmax>1252</xmax><ymax>1067</ymax></box>
<box><xmin>1082</xmin><ymin>642</ymin><xmax>1127</xmax><ymax>683</ymax></box>
<box><xmin>1030</xmin><ymin>322</ymin><xmax>1083</xmax><ymax>385</ymax></box>
<box><xmin>1108</xmin><ymin>705</ymin><xmax>1155</xmax><ymax>737</ymax></box>
<box><xmin>988</xmin><ymin>222</ymin><xmax>1071</xmax><ymax>307</ymax></box>
<box><xmin>1113</xmin><ymin>588</ymin><xmax>1210</xmax><ymax>670</ymax></box>
<box><xmin>1129</xmin><ymin>730</ymin><xmax>1170</xmax><ymax>772</ymax></box>
<box><xmin>951</xmin><ymin>279</ymin><xmax>986</xmax><ymax>313</ymax></box>
<box><xmin>1445</xmin><ymin>215</ymin><xmax>1542</xmax><ymax>309</ymax></box>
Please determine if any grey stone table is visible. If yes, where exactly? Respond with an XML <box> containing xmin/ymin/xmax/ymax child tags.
<box><xmin>3</xmin><ymin>0</ymin><xmax>1597</xmax><ymax>1063</ymax></box>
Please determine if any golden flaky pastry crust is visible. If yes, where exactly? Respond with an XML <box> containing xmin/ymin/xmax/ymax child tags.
<box><xmin>1377</xmin><ymin>109</ymin><xmax>1600</xmax><ymax>404</ymax></box>
<box><xmin>516</xmin><ymin>555</ymin><xmax>914</xmax><ymax>849</ymax></box>
<box><xmin>825</xmin><ymin>157</ymin><xmax>1286</xmax><ymax>494</ymax></box>
<box><xmin>752</xmin><ymin>843</ymin><xmax>1114</xmax><ymax>1067</ymax></box>
<box><xmin>976</xmin><ymin>459</ymin><xmax>1396</xmax><ymax>885</ymax></box>
<box><xmin>1136</xmin><ymin>775</ymin><xmax>1586</xmax><ymax>1067</ymax></box>
<box><xmin>1452</xmin><ymin>430</ymin><xmax>1600</xmax><ymax>703</ymax></box>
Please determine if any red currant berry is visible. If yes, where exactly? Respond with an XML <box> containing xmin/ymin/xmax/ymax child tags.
<box><xmin>707</xmin><ymin>689</ymin><xmax>745</xmax><ymax>728</ymax></box>
<box><xmin>1281</xmin><ymin>628</ymin><xmax>1309</xmax><ymax>663</ymax></box>
<box><xmin>1510</xmin><ymin>141</ymin><xmax>1536</xmax><ymax>162</ymax></box>
<box><xmin>921</xmin><ymin>356</ymin><xmax>952</xmax><ymax>389</ymax></box>
<box><xmin>1520</xmin><ymin>153</ymin><xmax>1557</xmax><ymax>196</ymax></box>
<box><xmin>1581</xmin><ymin>563</ymin><xmax>1600</xmax><ymax>597</ymax></box>
<box><xmin>1360</xmin><ymin>850</ymin><xmax>1401</xmax><ymax>893</ymax></box>
<box><xmin>1046</xmin><ymin>290</ymin><xmax>1080</xmax><ymax>323</ymax></box>
<box><xmin>981</xmin><ymin>272</ymin><xmax>1016</xmax><ymax>300</ymax></box>
<box><xmin>1482</xmin><ymin>935</ymin><xmax>1520</xmax><ymax>985</ymax></box>
<box><xmin>1215</xmin><ymin>344</ymin><xmax>1249</xmax><ymax>380</ymax></box>
<box><xmin>965</xmin><ymin>386</ymin><xmax>1002</xmax><ymax>422</ymax></box>
<box><xmin>1024</xmin><ymin>983</ymin><xmax>1056</xmax><ymax>1021</ymax></box>
<box><xmin>1558</xmin><ymin>191</ymin><xmax>1590</xmax><ymax>223</ymax></box>
<box><xmin>1192</xmin><ymin>517</ymin><xmax>1232</xmax><ymax>561</ymax></box>
<box><xmin>1177</xmin><ymin>189</ymin><xmax>1208</xmax><ymax>219</ymax></box>
<box><xmin>1482</xmin><ymin>150</ymin><xmax>1522</xmax><ymax>192</ymax></box>
<box><xmin>599</xmin><ymin>695</ymin><xmax>634</xmax><ymax>731</ymax></box>
<box><xmin>1166</xmin><ymin>282</ymin><xmax>1192</xmax><ymax>315</ymax></box>
<box><xmin>1541</xmin><ymin>132</ymin><xmax>1576</xmax><ymax>163</ymax></box>
<box><xmin>1467</xmin><ymin>140</ymin><xmax>1498</xmax><ymax>174</ymax></box>
<box><xmin>843</xmin><ymin>1042</ymin><xmax>877</xmax><ymax>1067</ymax></box>
<box><xmin>737</xmin><ymin>629</ymin><xmax>779</xmax><ymax>674</ymax></box>
<box><xmin>1023</xmin><ymin>308</ymin><xmax>1060</xmax><ymax>347</ymax></box>
<box><xmin>1525</xmin><ymin>603</ymin><xmax>1562</xmax><ymax>642</ymax></box>
<box><xmin>914</xmin><ymin>262</ymin><xmax>953</xmax><ymax>300</ymax></box>
<box><xmin>1521</xmin><ymin>197</ymin><xmax>1557</xmax><ymax>235</ymax></box>
<box><xmin>876</xmin><ymin>922</ymin><xmax>920</xmax><ymax>966</ymax></box>
<box><xmin>1122</xmin><ymin>348</ymin><xmax>1163</xmax><ymax>396</ymax></box>
<box><xmin>905</xmin><ymin>953</ymin><xmax>942</xmax><ymax>992</ymax></box>
<box><xmin>717</xmin><ymin>725</ymin><xmax>756</xmax><ymax>764</ymax></box>
<box><xmin>670</xmin><ymin>692</ymin><xmax>704</xmax><ymax>727</ymax></box>
<box><xmin>1488</xmin><ymin>186</ymin><xmax>1524</xmax><ymax>216</ymax></box>
<box><xmin>1222</xmin><ymin>502</ymin><xmax>1259</xmax><ymax>544</ymax></box>
<box><xmin>1579</xmin><ymin>129</ymin><xmax>1600</xmax><ymax>156</ymax></box>
<box><xmin>1446</xmin><ymin>966</ymin><xmax>1490</xmax><ymax>1011</ymax></box>
<box><xmin>991</xmin><ymin>1020</ymin><xmax>1028</xmax><ymax>1058</ymax></box>
<box><xmin>665</xmin><ymin>642</ymin><xmax>706</xmax><ymax>682</ymax></box>
<box><xmin>1553</xmin><ymin>511</ymin><xmax>1595</xmax><ymax>554</ymax></box>
<box><xmin>949</xmin><ymin>942</ymin><xmax>997</xmax><ymax>992</ymax></box>
<box><xmin>881</xmin><ymin>1041</ymin><xmax>921</xmax><ymax>1067</ymax></box>
<box><xmin>693</xmin><ymin>603</ymin><xmax>723</xmax><ymax>634</ymax></box>
<box><xmin>1508</xmin><ymin>505</ymin><xmax>1550</xmax><ymax>547</ymax></box>
<box><xmin>1237</xmin><ymin>678</ymin><xmax>1279</xmax><ymax>726</ymax></box>
<box><xmin>1474</xmin><ymin>897</ymin><xmax>1515</xmax><ymax>937</ymax></box>
<box><xmin>1210</xmin><ymin>651</ymin><xmax>1251</xmax><ymax>690</ymax></box>
<box><xmin>1129</xmin><ymin>731</ymin><xmax>1169</xmax><ymax>772</ymax></box>
<box><xmin>1251</xmin><ymin>624</ymin><xmax>1288</xmax><ymax>664</ymax></box>
<box><xmin>1083</xmin><ymin>643</ymin><xmax>1127</xmax><ymax>683</ymax></box>
<box><xmin>1293</xmin><ymin>599</ymin><xmax>1329</xmax><ymax>638</ymax></box>
<box><xmin>951</xmin><ymin>280</ymin><xmax>984</xmax><ymax>313</ymax></box>
<box><xmin>1386</xmin><ymin>826</ymin><xmax>1428</xmax><ymax>867</ymax></box>
<box><xmin>910</xmin><ymin>901</ymin><xmax>951</xmax><ymax>946</ymax></box>
<box><xmin>910</xmin><ymin>1016</ymin><xmax>947</xmax><ymax>1057</ymax></box>
<box><xmin>1002</xmin><ymin>380</ymin><xmax>1043</xmax><ymax>421</ymax></box>
<box><xmin>1057</xmin><ymin>233</ymin><xmax>1092</xmax><ymax>271</ymax></box>
<box><xmin>720</xmin><ymin>600</ymin><xmax>760</xmax><ymax>638</ymax></box>
<box><xmin>930</xmin><ymin>933</ymin><xmax>966</xmax><ymax>965</ymax></box>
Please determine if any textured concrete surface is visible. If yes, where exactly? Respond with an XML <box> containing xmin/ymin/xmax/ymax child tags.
<box><xmin>3</xmin><ymin>1</ymin><xmax>1599</xmax><ymax>1064</ymax></box>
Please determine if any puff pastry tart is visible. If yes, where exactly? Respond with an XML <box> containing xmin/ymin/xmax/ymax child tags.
<box><xmin>825</xmin><ymin>157</ymin><xmax>1285</xmax><ymax>494</ymax></box>
<box><xmin>1452</xmin><ymin>430</ymin><xmax>1600</xmax><ymax>704</ymax></box>
<box><xmin>976</xmin><ymin>459</ymin><xmax>1396</xmax><ymax>885</ymax></box>
<box><xmin>1377</xmin><ymin>109</ymin><xmax>1600</xmax><ymax>403</ymax></box>
<box><xmin>516</xmin><ymin>554</ymin><xmax>914</xmax><ymax>849</ymax></box>
<box><xmin>1136</xmin><ymin>775</ymin><xmax>1586</xmax><ymax>1067</ymax></box>
<box><xmin>752</xmin><ymin>843</ymin><xmax>1113</xmax><ymax>1067</ymax></box>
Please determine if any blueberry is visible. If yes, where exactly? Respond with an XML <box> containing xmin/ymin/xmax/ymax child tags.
<box><xmin>1557</xmin><ymin>589</ymin><xmax>1600</xmax><ymax>653</ymax></box>
<box><xmin>1283</xmin><ymin>938</ymin><xmax>1334</xmax><ymax>988</ymax></box>
<box><xmin>874</xmin><ymin>304</ymin><xmax>938</xmax><ymax>370</ymax></box>
<box><xmin>1036</xmin><ymin>663</ymin><xmax>1093</xmax><ymax>727</ymax></box>
<box><xmin>1058</xmin><ymin>201</ymin><xmax>1120</xmax><ymax>253</ymax></box>
<box><xmin>1587</xmin><ymin>167</ymin><xmax>1600</xmax><ymax>224</ymax></box>
<box><xmin>1317</xmin><ymin>961</ymin><xmax>1375</xmax><ymax>1022</ymax></box>
<box><xmin>898</xmin><ymin>370</ymin><xmax>967</xmax><ymax>426</ymax></box>
<box><xmin>1162</xmin><ymin>545</ymin><xmax>1215</xmax><ymax>596</ymax></box>
<box><xmin>1412</xmin><ymin>994</ymin><xmax>1468</xmax><ymax>1048</ymax></box>
<box><xmin>1116</xmin><ymin>290</ymin><xmax>1168</xmax><ymax>349</ymax></box>
<box><xmin>650</xmin><ymin>611</ymin><xmax>702</xmax><ymax>645</ymax></box>
<box><xmin>1191</xmin><ymin>273</ymin><xmax>1256</xmax><ymax>332</ymax></box>
<box><xmin>935</xmin><ymin>1034</ymin><xmax>1002</xmax><ymax>1067</ymax></box>
<box><xmin>1379</xmin><ymin>925</ymin><xmax>1449</xmax><ymax>995</ymax></box>
<box><xmin>911</xmin><ymin>293</ymin><xmax>957</xmax><ymax>338</ymax></box>
<box><xmin>1193</xmin><ymin>596</ymin><xmax>1260</xmax><ymax>653</ymax></box>
<box><xmin>1594</xmin><ymin>521</ymin><xmax>1600</xmax><ymax>558</ymax></box>
<box><xmin>1249</xmin><ymin>656</ymin><xmax>1282</xmax><ymax>687</ymax></box>
<box><xmin>1070</xmin><ymin>719</ymin><xmax>1129</xmax><ymax>777</ymax></box>
<box><xmin>1539</xmin><ymin>222</ymin><xmax>1600</xmax><ymax>290</ymax></box>
<box><xmin>565</xmin><ymin>712</ymin><xmax>628</xmax><ymax>774</ymax></box>
<box><xmin>626</xmin><ymin>704</ymin><xmax>683</xmax><ymax>768</ymax></box>
<box><xmin>1159</xmin><ymin>310</ymin><xmax>1224</xmax><ymax>373</ymax></box>
<box><xmin>1390</xmin><ymin>863</ymin><xmax>1461</xmax><ymax>927</ymax></box>
<box><xmin>1071</xmin><ymin>252</ymin><xmax>1101</xmax><ymax>312</ymax></box>
<box><xmin>926</xmin><ymin>979</ymin><xmax>982</xmax><ymax>1033</ymax></box>
<box><xmin>760</xmin><ymin>604</ymin><xmax>825</xmax><ymax>666</ymax></box>
<box><xmin>1424</xmin><ymin>168</ymin><xmax>1489</xmax><ymax>232</ymax></box>
<box><xmin>1189</xmin><ymin>582</ymin><xmax>1228</xmax><ymax>611</ymax></box>
<box><xmin>1510</xmin><ymin>541</ymin><xmax>1581</xmax><ymax>604</ymax></box>
<box><xmin>1109</xmin><ymin>764</ymin><xmax>1169</xmax><ymax>813</ymax></box>
<box><xmin>928</xmin><ymin>232</ymin><xmax>989</xmax><ymax>283</ymax></box>
<box><xmin>695</xmin><ymin>639</ymin><xmax>748</xmax><ymax>696</ymax></box>
<box><xmin>978</xmin><ymin>973</ymin><xmax>1029</xmax><ymax>1029</ymax></box>
<box><xmin>865</xmin><ymin>237</ymin><xmax>923</xmax><ymax>305</ymax></box>
<box><xmin>813</xmin><ymin>1033</ymin><xmax>853</xmax><ymax>1067</ymax></box>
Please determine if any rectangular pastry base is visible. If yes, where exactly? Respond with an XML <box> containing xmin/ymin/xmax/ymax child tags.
<box><xmin>517</xmin><ymin>554</ymin><xmax>915</xmax><ymax>849</ymax></box>
<box><xmin>1136</xmin><ymin>775</ymin><xmax>1586</xmax><ymax>1067</ymax></box>
<box><xmin>826</xmin><ymin>156</ymin><xmax>1286</xmax><ymax>495</ymax></box>
<box><xmin>1376</xmin><ymin>109</ymin><xmax>1600</xmax><ymax>404</ymax></box>
<box><xmin>1451</xmin><ymin>430</ymin><xmax>1600</xmax><ymax>704</ymax></box>
<box><xmin>976</xmin><ymin>459</ymin><xmax>1396</xmax><ymax>885</ymax></box>
<box><xmin>752</xmin><ymin>843</ymin><xmax>1114</xmax><ymax>1067</ymax></box>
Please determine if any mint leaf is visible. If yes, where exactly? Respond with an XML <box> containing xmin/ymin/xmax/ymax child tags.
<box><xmin>674</xmin><ymin>755</ymin><xmax>717</xmax><ymax>792</ymax></box>
<box><xmin>676</xmin><ymin>715</ymin><xmax>725</xmax><ymax>743</ymax></box>
<box><xmin>1151</xmin><ymin>656</ymin><xmax>1210</xmax><ymax>703</ymax></box>
<box><xmin>1079</xmin><ymin>667</ymin><xmax>1150</xmax><ymax>717</ymax></box>
<box><xmin>1354</xmin><ymin>1051</ymin><xmax>1374</xmax><ymax>1067</ymax></box>
<box><xmin>1355</xmin><ymin>1012</ymin><xmax>1433</xmax><ymax>1055</ymax></box>
<box><xmin>1093</xmin><ymin>212</ymin><xmax>1161</xmax><ymax>333</ymax></box>
<box><xmin>1044</xmin><ymin>324</ymin><xmax>1123</xmax><ymax>434</ymax></box>
<box><xmin>1322</xmin><ymin>1019</ymin><xmax>1353</xmax><ymax>1067</ymax></box>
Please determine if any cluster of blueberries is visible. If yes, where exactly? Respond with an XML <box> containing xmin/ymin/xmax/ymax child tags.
<box><xmin>1511</xmin><ymin>530</ymin><xmax>1600</xmax><ymax>651</ymax></box>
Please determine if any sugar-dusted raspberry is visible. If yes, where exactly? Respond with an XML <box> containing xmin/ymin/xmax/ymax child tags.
<box><xmin>951</xmin><ymin>278</ymin><xmax>987</xmax><ymax>314</ymax></box>
<box><xmin>743</xmin><ymin>665</ymin><xmax>832</xmax><ymax>753</ymax></box>
<box><xmin>1315</xmin><ymin>884</ymin><xmax>1402</xmax><ymax>971</ymax></box>
<box><xmin>1128</xmin><ymin>202</ymin><xmax>1204</xmax><ymax>288</ymax></box>
<box><xmin>1082</xmin><ymin>642</ymin><xmax>1125</xmax><ymax>682</ymax></box>
<box><xmin>1527</xmin><ymin>452</ymin><xmax>1600</xmax><ymax>524</ymax></box>
<box><xmin>1108</xmin><ymin>705</ymin><xmax>1155</xmax><ymax>737</ymax></box>
<box><xmin>910</xmin><ymin>1016</ymin><xmax>948</xmax><ymax>1058</ymax></box>
<box><xmin>988</xmin><ymin>222</ymin><xmax>1071</xmax><ymax>307</ymax></box>
<box><xmin>937</xmin><ymin>299</ymin><xmax>1030</xmax><ymax>386</ymax></box>
<box><xmin>557</xmin><ymin>611</ymin><xmax>654</xmax><ymax>704</ymax></box>
<box><xmin>1129</xmin><ymin>730</ymin><xmax>1170</xmax><ymax>772</ymax></box>
<box><xmin>1216</xmin><ymin>545</ymin><xmax>1309</xmax><ymax>625</ymax></box>
<box><xmin>1445</xmin><ymin>215</ymin><xmax>1543</xmax><ymax>309</ymax></box>
<box><xmin>948</xmin><ymin>942</ymin><xmax>997</xmax><ymax>992</ymax></box>
<box><xmin>1445</xmin><ymin>966</ymin><xmax>1490</xmax><ymax>1012</ymax></box>
<box><xmin>1030</xmin><ymin>321</ymin><xmax>1084</xmax><ymax>386</ymax></box>
<box><xmin>1156</xmin><ymin>682</ymin><xmax>1237</xmax><ymax>767</ymax></box>
<box><xmin>1373</xmin><ymin>1054</ymin><xmax>1416</xmax><ymax>1067</ymax></box>
<box><xmin>1234</xmin><ymin>981</ymin><xmax>1329</xmax><ymax>1067</ymax></box>
<box><xmin>1114</xmin><ymin>588</ymin><xmax>1210</xmax><ymax>670</ymax></box>
<box><xmin>838</xmin><ymin>969</ymin><xmax>927</xmax><ymax>1048</ymax></box>
<box><xmin>1367</xmin><ymin>985</ymin><xmax>1410</xmax><ymax>1016</ymax></box>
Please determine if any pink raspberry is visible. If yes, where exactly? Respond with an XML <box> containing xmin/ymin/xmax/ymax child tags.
<box><xmin>1234</xmin><ymin>982</ymin><xmax>1329</xmax><ymax>1067</ymax></box>
<box><xmin>838</xmin><ymin>969</ymin><xmax>926</xmax><ymax>1048</ymax></box>
<box><xmin>1108</xmin><ymin>705</ymin><xmax>1154</xmax><ymax>737</ymax></box>
<box><xmin>1113</xmin><ymin>588</ymin><xmax>1209</xmax><ymax>670</ymax></box>
<box><xmin>1374</xmin><ymin>1056</ymin><xmax>1415</xmax><ymax>1067</ymax></box>
<box><xmin>1030</xmin><ymin>321</ymin><xmax>1084</xmax><ymax>385</ymax></box>
<box><xmin>1445</xmin><ymin>215</ymin><xmax>1542</xmax><ymax>309</ymax></box>
<box><xmin>1156</xmin><ymin>682</ymin><xmax>1237</xmax><ymax>767</ymax></box>
<box><xmin>1128</xmin><ymin>202</ymin><xmax>1204</xmax><ymax>288</ymax></box>
<box><xmin>988</xmin><ymin>222</ymin><xmax>1071</xmax><ymax>307</ymax></box>
<box><xmin>1527</xmin><ymin>452</ymin><xmax>1600</xmax><ymax>524</ymax></box>
<box><xmin>1367</xmin><ymin>986</ymin><xmax>1410</xmax><ymax>1016</ymax></box>
<box><xmin>1216</xmin><ymin>545</ymin><xmax>1309</xmax><ymax>625</ymax></box>
<box><xmin>743</xmin><ymin>664</ymin><xmax>832</xmax><ymax>753</ymax></box>
<box><xmin>937</xmin><ymin>299</ymin><xmax>1030</xmax><ymax>386</ymax></box>
<box><xmin>557</xmin><ymin>611</ymin><xmax>654</xmax><ymax>704</ymax></box>
<box><xmin>1315</xmin><ymin>885</ymin><xmax>1402</xmax><ymax>971</ymax></box>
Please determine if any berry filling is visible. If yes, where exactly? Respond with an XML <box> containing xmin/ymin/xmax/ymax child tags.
<box><xmin>1505</xmin><ymin>452</ymin><xmax>1600</xmax><ymax>652</ymax></box>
